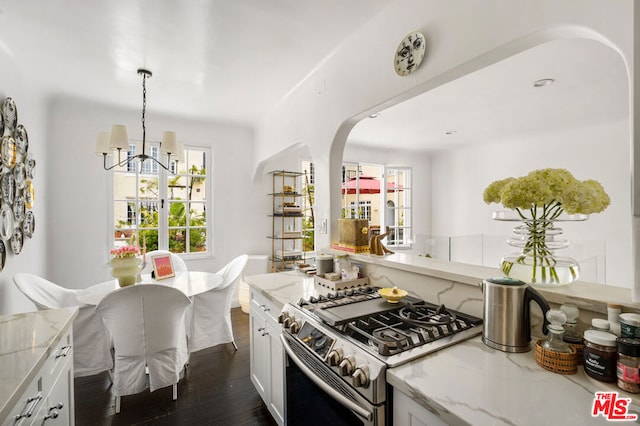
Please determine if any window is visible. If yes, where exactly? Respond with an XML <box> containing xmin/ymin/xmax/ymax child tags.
<box><xmin>340</xmin><ymin>162</ymin><xmax>412</xmax><ymax>248</ymax></box>
<box><xmin>112</xmin><ymin>142</ymin><xmax>211</xmax><ymax>256</ymax></box>
<box><xmin>385</xmin><ymin>167</ymin><xmax>412</xmax><ymax>247</ymax></box>
<box><xmin>347</xmin><ymin>201</ymin><xmax>371</xmax><ymax>220</ymax></box>
<box><xmin>301</xmin><ymin>161</ymin><xmax>315</xmax><ymax>253</ymax></box>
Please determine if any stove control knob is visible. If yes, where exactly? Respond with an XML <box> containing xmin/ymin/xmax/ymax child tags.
<box><xmin>338</xmin><ymin>355</ymin><xmax>355</xmax><ymax>376</ymax></box>
<box><xmin>326</xmin><ymin>347</ymin><xmax>344</xmax><ymax>366</ymax></box>
<box><xmin>289</xmin><ymin>320</ymin><xmax>302</xmax><ymax>334</ymax></box>
<box><xmin>352</xmin><ymin>365</ymin><xmax>370</xmax><ymax>388</ymax></box>
<box><xmin>278</xmin><ymin>311</ymin><xmax>289</xmax><ymax>324</ymax></box>
<box><xmin>282</xmin><ymin>314</ymin><xmax>295</xmax><ymax>328</ymax></box>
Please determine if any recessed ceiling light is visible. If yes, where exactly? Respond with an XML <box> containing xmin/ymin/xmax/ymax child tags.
<box><xmin>533</xmin><ymin>78</ymin><xmax>555</xmax><ymax>87</ymax></box>
<box><xmin>445</xmin><ymin>130</ymin><xmax>456</xmax><ymax>135</ymax></box>
<box><xmin>368</xmin><ymin>113</ymin><xmax>381</xmax><ymax>119</ymax></box>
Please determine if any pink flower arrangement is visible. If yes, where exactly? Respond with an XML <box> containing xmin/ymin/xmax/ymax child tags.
<box><xmin>109</xmin><ymin>245</ymin><xmax>140</xmax><ymax>258</ymax></box>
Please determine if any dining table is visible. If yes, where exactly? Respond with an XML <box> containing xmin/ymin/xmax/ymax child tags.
<box><xmin>76</xmin><ymin>271</ymin><xmax>223</xmax><ymax>306</ymax></box>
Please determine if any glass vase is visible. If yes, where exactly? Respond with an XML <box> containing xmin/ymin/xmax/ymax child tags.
<box><xmin>110</xmin><ymin>256</ymin><xmax>142</xmax><ymax>287</ymax></box>
<box><xmin>493</xmin><ymin>210</ymin><xmax>587</xmax><ymax>286</ymax></box>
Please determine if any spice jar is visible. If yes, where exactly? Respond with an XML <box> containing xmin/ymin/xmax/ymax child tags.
<box><xmin>608</xmin><ymin>303</ymin><xmax>622</xmax><ymax>337</ymax></box>
<box><xmin>590</xmin><ymin>318</ymin><xmax>611</xmax><ymax>332</ymax></box>
<box><xmin>583</xmin><ymin>330</ymin><xmax>618</xmax><ymax>382</ymax></box>
<box><xmin>617</xmin><ymin>337</ymin><xmax>640</xmax><ymax>393</ymax></box>
<box><xmin>620</xmin><ymin>313</ymin><xmax>640</xmax><ymax>338</ymax></box>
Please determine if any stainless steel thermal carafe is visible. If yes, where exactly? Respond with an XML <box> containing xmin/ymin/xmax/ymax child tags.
<box><xmin>481</xmin><ymin>277</ymin><xmax>550</xmax><ymax>353</ymax></box>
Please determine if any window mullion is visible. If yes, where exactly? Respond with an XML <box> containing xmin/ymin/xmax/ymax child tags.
<box><xmin>158</xmin><ymin>154</ymin><xmax>169</xmax><ymax>250</ymax></box>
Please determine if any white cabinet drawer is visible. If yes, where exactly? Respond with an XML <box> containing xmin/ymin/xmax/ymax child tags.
<box><xmin>3</xmin><ymin>378</ymin><xmax>42</xmax><ymax>426</ymax></box>
<box><xmin>250</xmin><ymin>289</ymin><xmax>280</xmax><ymax>325</ymax></box>
<box><xmin>40</xmin><ymin>331</ymin><xmax>73</xmax><ymax>395</ymax></box>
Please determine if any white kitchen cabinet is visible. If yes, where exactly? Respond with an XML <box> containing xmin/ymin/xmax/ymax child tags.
<box><xmin>249</xmin><ymin>288</ymin><xmax>284</xmax><ymax>426</ymax></box>
<box><xmin>393</xmin><ymin>388</ymin><xmax>447</xmax><ymax>426</ymax></box>
<box><xmin>2</xmin><ymin>318</ymin><xmax>75</xmax><ymax>426</ymax></box>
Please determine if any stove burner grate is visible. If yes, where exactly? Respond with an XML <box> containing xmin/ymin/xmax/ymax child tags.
<box><xmin>398</xmin><ymin>302</ymin><xmax>456</xmax><ymax>326</ymax></box>
<box><xmin>344</xmin><ymin>302</ymin><xmax>478</xmax><ymax>356</ymax></box>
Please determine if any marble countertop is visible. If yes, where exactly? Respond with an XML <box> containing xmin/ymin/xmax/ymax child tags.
<box><xmin>0</xmin><ymin>307</ymin><xmax>78</xmax><ymax>422</ymax></box>
<box><xmin>387</xmin><ymin>336</ymin><xmax>640</xmax><ymax>425</ymax></box>
<box><xmin>245</xmin><ymin>270</ymin><xmax>640</xmax><ymax>426</ymax></box>
<box><xmin>244</xmin><ymin>270</ymin><xmax>334</xmax><ymax>307</ymax></box>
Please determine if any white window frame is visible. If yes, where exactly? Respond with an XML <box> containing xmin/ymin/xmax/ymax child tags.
<box><xmin>107</xmin><ymin>141</ymin><xmax>213</xmax><ymax>260</ymax></box>
<box><xmin>340</xmin><ymin>162</ymin><xmax>413</xmax><ymax>248</ymax></box>
<box><xmin>384</xmin><ymin>166</ymin><xmax>412</xmax><ymax>248</ymax></box>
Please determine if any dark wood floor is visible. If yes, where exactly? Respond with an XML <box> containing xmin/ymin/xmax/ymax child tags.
<box><xmin>74</xmin><ymin>308</ymin><xmax>277</xmax><ymax>426</ymax></box>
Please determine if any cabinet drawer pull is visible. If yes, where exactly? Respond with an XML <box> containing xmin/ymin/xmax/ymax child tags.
<box><xmin>55</xmin><ymin>345</ymin><xmax>71</xmax><ymax>359</ymax></box>
<box><xmin>258</xmin><ymin>327</ymin><xmax>265</xmax><ymax>332</ymax></box>
<box><xmin>50</xmin><ymin>402</ymin><xmax>64</xmax><ymax>411</ymax></box>
<box><xmin>14</xmin><ymin>392</ymin><xmax>42</xmax><ymax>420</ymax></box>
<box><xmin>261</xmin><ymin>332</ymin><xmax>269</xmax><ymax>336</ymax></box>
<box><xmin>44</xmin><ymin>410</ymin><xmax>59</xmax><ymax>421</ymax></box>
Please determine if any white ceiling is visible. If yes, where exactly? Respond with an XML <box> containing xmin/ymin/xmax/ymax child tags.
<box><xmin>0</xmin><ymin>3</ymin><xmax>629</xmax><ymax>152</ymax></box>
<box><xmin>348</xmin><ymin>37</ymin><xmax>629</xmax><ymax>152</ymax></box>
<box><xmin>0</xmin><ymin>0</ymin><xmax>391</xmax><ymax>126</ymax></box>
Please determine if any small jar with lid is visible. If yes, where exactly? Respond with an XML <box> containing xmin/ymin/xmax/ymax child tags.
<box><xmin>608</xmin><ymin>303</ymin><xmax>622</xmax><ymax>336</ymax></box>
<box><xmin>541</xmin><ymin>310</ymin><xmax>574</xmax><ymax>353</ymax></box>
<box><xmin>560</xmin><ymin>304</ymin><xmax>582</xmax><ymax>344</ymax></box>
<box><xmin>617</xmin><ymin>337</ymin><xmax>640</xmax><ymax>393</ymax></box>
<box><xmin>591</xmin><ymin>318</ymin><xmax>611</xmax><ymax>332</ymax></box>
<box><xmin>583</xmin><ymin>330</ymin><xmax>618</xmax><ymax>382</ymax></box>
<box><xmin>620</xmin><ymin>313</ymin><xmax>640</xmax><ymax>338</ymax></box>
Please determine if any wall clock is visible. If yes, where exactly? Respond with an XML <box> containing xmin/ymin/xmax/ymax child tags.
<box><xmin>394</xmin><ymin>31</ymin><xmax>426</xmax><ymax>76</ymax></box>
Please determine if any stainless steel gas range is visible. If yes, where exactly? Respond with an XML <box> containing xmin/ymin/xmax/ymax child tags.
<box><xmin>279</xmin><ymin>285</ymin><xmax>483</xmax><ymax>425</ymax></box>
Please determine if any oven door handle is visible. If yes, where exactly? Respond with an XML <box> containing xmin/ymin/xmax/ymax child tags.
<box><xmin>280</xmin><ymin>334</ymin><xmax>373</xmax><ymax>422</ymax></box>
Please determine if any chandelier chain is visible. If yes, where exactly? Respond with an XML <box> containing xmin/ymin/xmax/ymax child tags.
<box><xmin>141</xmin><ymin>73</ymin><xmax>147</xmax><ymax>152</ymax></box>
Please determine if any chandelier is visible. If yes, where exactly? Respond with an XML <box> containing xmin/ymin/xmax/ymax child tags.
<box><xmin>95</xmin><ymin>68</ymin><xmax>182</xmax><ymax>171</ymax></box>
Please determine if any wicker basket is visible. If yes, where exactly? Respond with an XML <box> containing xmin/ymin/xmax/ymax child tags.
<box><xmin>535</xmin><ymin>339</ymin><xmax>577</xmax><ymax>375</ymax></box>
<box><xmin>567</xmin><ymin>342</ymin><xmax>585</xmax><ymax>365</ymax></box>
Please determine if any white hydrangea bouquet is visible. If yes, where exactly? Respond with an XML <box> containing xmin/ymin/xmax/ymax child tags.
<box><xmin>483</xmin><ymin>168</ymin><xmax>610</xmax><ymax>285</ymax></box>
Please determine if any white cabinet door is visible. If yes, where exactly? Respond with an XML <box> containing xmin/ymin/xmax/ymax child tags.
<box><xmin>249</xmin><ymin>289</ymin><xmax>284</xmax><ymax>426</ymax></box>
<box><xmin>250</xmin><ymin>307</ymin><xmax>269</xmax><ymax>399</ymax></box>
<box><xmin>393</xmin><ymin>388</ymin><xmax>448</xmax><ymax>426</ymax></box>
<box><xmin>267</xmin><ymin>322</ymin><xmax>285</xmax><ymax>425</ymax></box>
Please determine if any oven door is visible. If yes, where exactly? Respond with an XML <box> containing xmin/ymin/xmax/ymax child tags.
<box><xmin>281</xmin><ymin>333</ymin><xmax>387</xmax><ymax>426</ymax></box>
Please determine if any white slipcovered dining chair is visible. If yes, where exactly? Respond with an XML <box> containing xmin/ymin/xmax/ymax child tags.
<box><xmin>13</xmin><ymin>273</ymin><xmax>113</xmax><ymax>378</ymax></box>
<box><xmin>142</xmin><ymin>250</ymin><xmax>188</xmax><ymax>275</ymax></box>
<box><xmin>187</xmin><ymin>254</ymin><xmax>248</xmax><ymax>353</ymax></box>
<box><xmin>95</xmin><ymin>284</ymin><xmax>192</xmax><ymax>414</ymax></box>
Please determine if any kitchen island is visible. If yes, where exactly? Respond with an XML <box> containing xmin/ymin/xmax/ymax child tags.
<box><xmin>245</xmin><ymin>258</ymin><xmax>640</xmax><ymax>425</ymax></box>
<box><xmin>0</xmin><ymin>307</ymin><xmax>77</xmax><ymax>425</ymax></box>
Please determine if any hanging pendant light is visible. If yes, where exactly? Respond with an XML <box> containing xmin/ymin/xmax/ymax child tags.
<box><xmin>95</xmin><ymin>68</ymin><xmax>180</xmax><ymax>172</ymax></box>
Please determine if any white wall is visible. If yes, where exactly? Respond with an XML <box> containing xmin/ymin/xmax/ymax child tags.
<box><xmin>46</xmin><ymin>96</ymin><xmax>270</xmax><ymax>291</ymax></box>
<box><xmin>0</xmin><ymin>64</ymin><xmax>51</xmax><ymax>314</ymax></box>
<box><xmin>431</xmin><ymin>118</ymin><xmax>631</xmax><ymax>287</ymax></box>
<box><xmin>251</xmin><ymin>0</ymin><xmax>634</xmax><ymax>289</ymax></box>
<box><xmin>255</xmin><ymin>1</ymin><xmax>633</xmax><ymax>251</ymax></box>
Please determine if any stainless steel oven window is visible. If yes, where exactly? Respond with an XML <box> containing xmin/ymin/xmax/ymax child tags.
<box><xmin>282</xmin><ymin>334</ymin><xmax>386</xmax><ymax>426</ymax></box>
